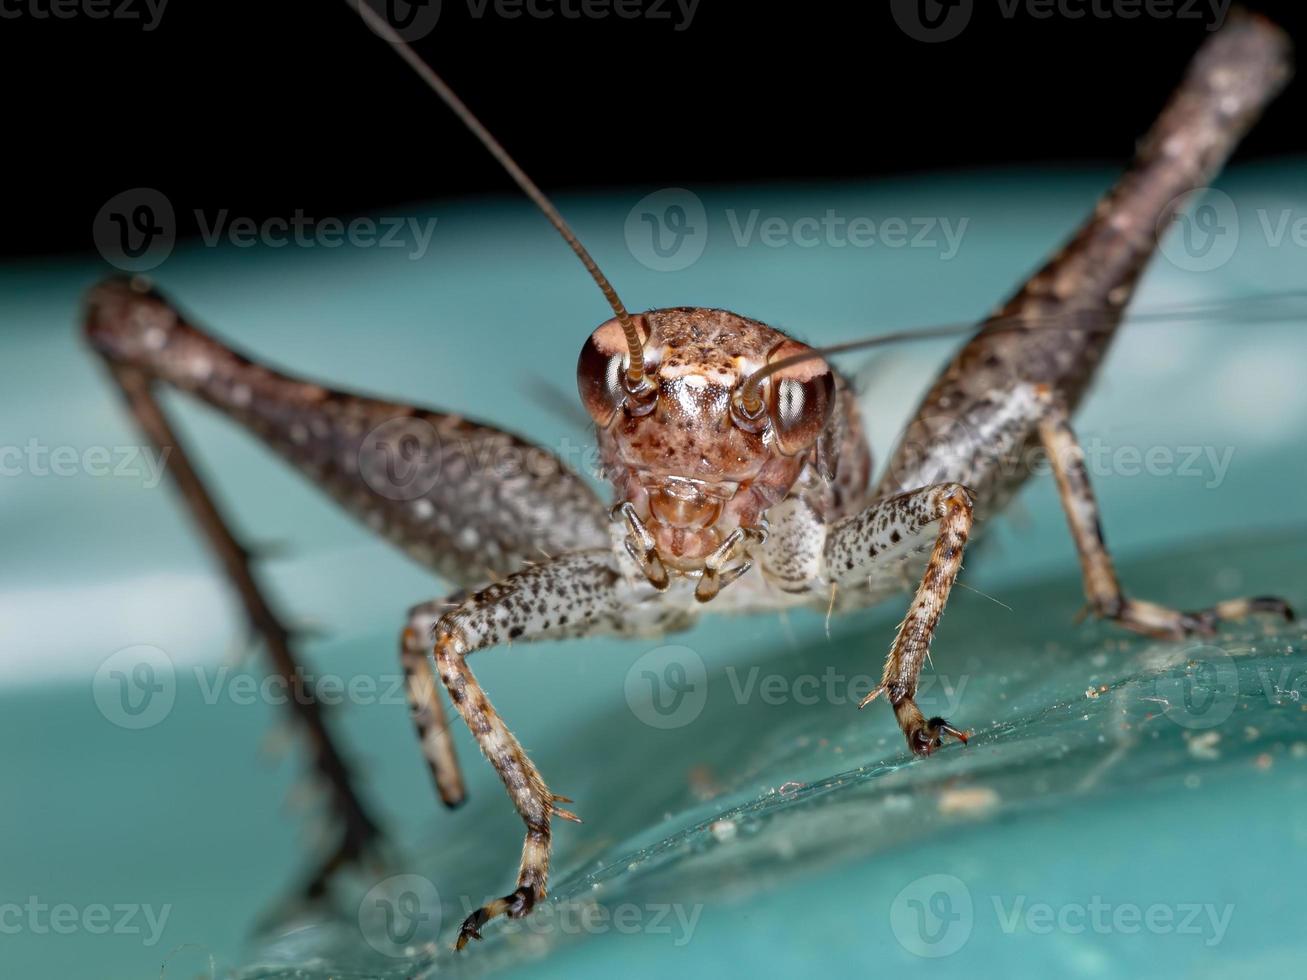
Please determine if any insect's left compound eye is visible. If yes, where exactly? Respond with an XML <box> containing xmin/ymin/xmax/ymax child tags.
<box><xmin>767</xmin><ymin>342</ymin><xmax>835</xmax><ymax>456</ymax></box>
<box><xmin>577</xmin><ymin>328</ymin><xmax>628</xmax><ymax>427</ymax></box>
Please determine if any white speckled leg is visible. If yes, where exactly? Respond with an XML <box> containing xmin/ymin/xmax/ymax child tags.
<box><xmin>426</xmin><ymin>549</ymin><xmax>670</xmax><ymax>949</ymax></box>
<box><xmin>825</xmin><ymin>483</ymin><xmax>976</xmax><ymax>756</ymax></box>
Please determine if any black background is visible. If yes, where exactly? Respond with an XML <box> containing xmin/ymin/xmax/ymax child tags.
<box><xmin>5</xmin><ymin>0</ymin><xmax>1304</xmax><ymax>259</ymax></box>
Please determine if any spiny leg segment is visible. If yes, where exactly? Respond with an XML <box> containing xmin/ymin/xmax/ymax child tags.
<box><xmin>98</xmin><ymin>363</ymin><xmax>382</xmax><ymax>895</ymax></box>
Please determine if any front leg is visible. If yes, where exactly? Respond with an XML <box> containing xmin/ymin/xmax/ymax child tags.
<box><xmin>1038</xmin><ymin>403</ymin><xmax>1294</xmax><ymax>639</ymax></box>
<box><xmin>412</xmin><ymin>549</ymin><xmax>661</xmax><ymax>949</ymax></box>
<box><xmin>402</xmin><ymin>603</ymin><xmax>467</xmax><ymax>807</ymax></box>
<box><xmin>825</xmin><ymin>484</ymin><xmax>975</xmax><ymax>755</ymax></box>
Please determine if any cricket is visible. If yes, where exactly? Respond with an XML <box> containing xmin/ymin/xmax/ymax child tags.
<box><xmin>80</xmin><ymin>2</ymin><xmax>1294</xmax><ymax>952</ymax></box>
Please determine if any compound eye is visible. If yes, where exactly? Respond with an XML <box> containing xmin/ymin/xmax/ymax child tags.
<box><xmin>576</xmin><ymin>332</ymin><xmax>626</xmax><ymax>427</ymax></box>
<box><xmin>577</xmin><ymin>315</ymin><xmax>653</xmax><ymax>426</ymax></box>
<box><xmin>767</xmin><ymin>343</ymin><xmax>835</xmax><ymax>456</ymax></box>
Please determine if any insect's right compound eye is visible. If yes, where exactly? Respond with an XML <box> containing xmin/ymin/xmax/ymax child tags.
<box><xmin>576</xmin><ymin>332</ymin><xmax>627</xmax><ymax>427</ymax></box>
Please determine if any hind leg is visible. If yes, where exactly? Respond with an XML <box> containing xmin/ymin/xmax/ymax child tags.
<box><xmin>100</xmin><ymin>363</ymin><xmax>383</xmax><ymax>895</ymax></box>
<box><xmin>1039</xmin><ymin>402</ymin><xmax>1294</xmax><ymax>639</ymax></box>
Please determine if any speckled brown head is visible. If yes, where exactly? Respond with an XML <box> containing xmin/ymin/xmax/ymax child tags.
<box><xmin>342</xmin><ymin>18</ymin><xmax>840</xmax><ymax>572</ymax></box>
<box><xmin>577</xmin><ymin>307</ymin><xmax>835</xmax><ymax>566</ymax></box>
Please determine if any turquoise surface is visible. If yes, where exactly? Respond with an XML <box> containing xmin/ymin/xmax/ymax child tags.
<box><xmin>2</xmin><ymin>164</ymin><xmax>1305</xmax><ymax>979</ymax></box>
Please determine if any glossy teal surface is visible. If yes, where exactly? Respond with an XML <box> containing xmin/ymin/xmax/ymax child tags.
<box><xmin>2</xmin><ymin>164</ymin><xmax>1305</xmax><ymax>979</ymax></box>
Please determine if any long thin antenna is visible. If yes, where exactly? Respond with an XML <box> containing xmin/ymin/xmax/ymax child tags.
<box><xmin>737</xmin><ymin>290</ymin><xmax>1307</xmax><ymax>411</ymax></box>
<box><xmin>347</xmin><ymin>0</ymin><xmax>647</xmax><ymax>389</ymax></box>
